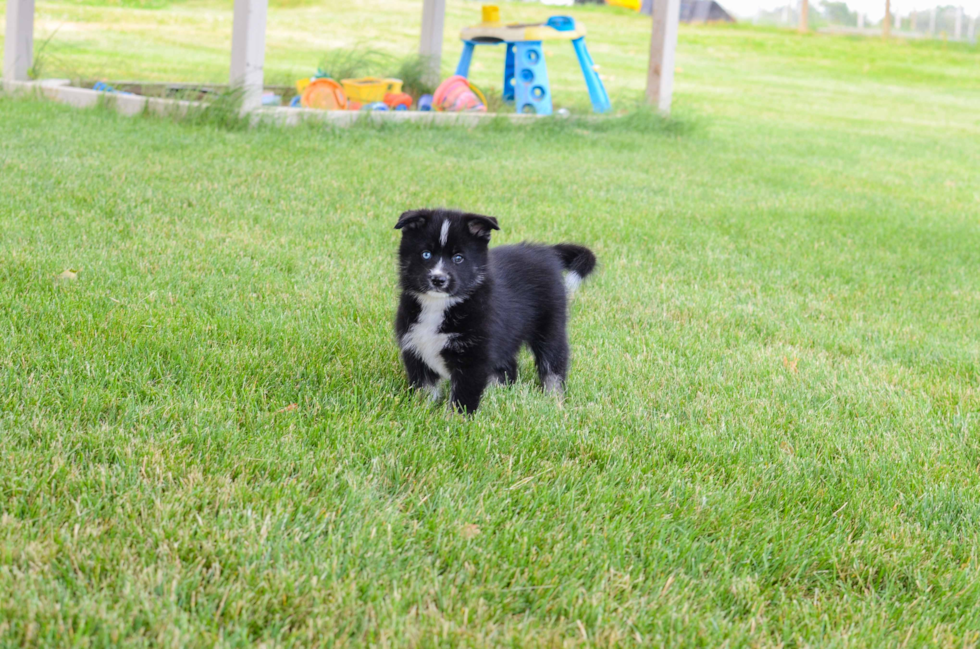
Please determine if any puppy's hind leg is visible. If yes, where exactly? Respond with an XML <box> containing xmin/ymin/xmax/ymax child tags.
<box><xmin>489</xmin><ymin>358</ymin><xmax>519</xmax><ymax>386</ymax></box>
<box><xmin>530</xmin><ymin>329</ymin><xmax>570</xmax><ymax>396</ymax></box>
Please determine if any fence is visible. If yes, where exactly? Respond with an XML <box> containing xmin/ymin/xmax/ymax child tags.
<box><xmin>753</xmin><ymin>2</ymin><xmax>978</xmax><ymax>43</ymax></box>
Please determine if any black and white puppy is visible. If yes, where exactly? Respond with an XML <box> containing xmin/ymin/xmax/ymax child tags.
<box><xmin>394</xmin><ymin>208</ymin><xmax>596</xmax><ymax>414</ymax></box>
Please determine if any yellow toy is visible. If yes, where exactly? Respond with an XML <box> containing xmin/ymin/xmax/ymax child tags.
<box><xmin>341</xmin><ymin>78</ymin><xmax>404</xmax><ymax>104</ymax></box>
<box><xmin>605</xmin><ymin>0</ymin><xmax>642</xmax><ymax>10</ymax></box>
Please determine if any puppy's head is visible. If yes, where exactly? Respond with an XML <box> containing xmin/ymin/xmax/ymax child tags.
<box><xmin>395</xmin><ymin>208</ymin><xmax>499</xmax><ymax>298</ymax></box>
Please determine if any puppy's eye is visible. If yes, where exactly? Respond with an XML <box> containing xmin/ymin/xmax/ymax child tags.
<box><xmin>421</xmin><ymin>251</ymin><xmax>432</xmax><ymax>260</ymax></box>
<box><xmin>452</xmin><ymin>254</ymin><xmax>464</xmax><ymax>264</ymax></box>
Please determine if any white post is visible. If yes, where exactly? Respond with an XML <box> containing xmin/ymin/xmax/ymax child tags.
<box><xmin>929</xmin><ymin>7</ymin><xmax>936</xmax><ymax>36</ymax></box>
<box><xmin>954</xmin><ymin>6</ymin><xmax>963</xmax><ymax>39</ymax></box>
<box><xmin>646</xmin><ymin>0</ymin><xmax>680</xmax><ymax>113</ymax></box>
<box><xmin>970</xmin><ymin>15</ymin><xmax>977</xmax><ymax>42</ymax></box>
<box><xmin>858</xmin><ymin>13</ymin><xmax>865</xmax><ymax>29</ymax></box>
<box><xmin>229</xmin><ymin>0</ymin><xmax>267</xmax><ymax>112</ymax></box>
<box><xmin>781</xmin><ymin>5</ymin><xmax>790</xmax><ymax>24</ymax></box>
<box><xmin>419</xmin><ymin>0</ymin><xmax>446</xmax><ymax>89</ymax></box>
<box><xmin>3</xmin><ymin>0</ymin><xmax>35</xmax><ymax>87</ymax></box>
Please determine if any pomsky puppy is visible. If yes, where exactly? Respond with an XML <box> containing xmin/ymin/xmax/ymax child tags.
<box><xmin>394</xmin><ymin>208</ymin><xmax>596</xmax><ymax>414</ymax></box>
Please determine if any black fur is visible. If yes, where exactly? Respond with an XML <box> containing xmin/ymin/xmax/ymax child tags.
<box><xmin>394</xmin><ymin>208</ymin><xmax>596</xmax><ymax>414</ymax></box>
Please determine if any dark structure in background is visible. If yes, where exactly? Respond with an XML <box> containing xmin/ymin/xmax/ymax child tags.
<box><xmin>639</xmin><ymin>0</ymin><xmax>736</xmax><ymax>22</ymax></box>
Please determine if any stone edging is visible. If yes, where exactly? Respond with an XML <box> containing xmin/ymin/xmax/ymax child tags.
<box><xmin>1</xmin><ymin>79</ymin><xmax>543</xmax><ymax>126</ymax></box>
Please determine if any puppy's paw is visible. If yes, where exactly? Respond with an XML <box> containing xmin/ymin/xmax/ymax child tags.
<box><xmin>543</xmin><ymin>374</ymin><xmax>565</xmax><ymax>398</ymax></box>
<box><xmin>425</xmin><ymin>383</ymin><xmax>443</xmax><ymax>402</ymax></box>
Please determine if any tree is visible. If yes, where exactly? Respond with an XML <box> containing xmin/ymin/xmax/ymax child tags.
<box><xmin>820</xmin><ymin>2</ymin><xmax>857</xmax><ymax>27</ymax></box>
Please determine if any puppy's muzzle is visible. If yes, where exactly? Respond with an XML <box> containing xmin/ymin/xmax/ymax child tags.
<box><xmin>428</xmin><ymin>272</ymin><xmax>449</xmax><ymax>291</ymax></box>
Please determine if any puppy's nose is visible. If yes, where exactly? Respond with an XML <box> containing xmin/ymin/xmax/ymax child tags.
<box><xmin>429</xmin><ymin>274</ymin><xmax>448</xmax><ymax>290</ymax></box>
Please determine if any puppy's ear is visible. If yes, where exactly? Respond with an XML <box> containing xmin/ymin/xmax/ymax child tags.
<box><xmin>462</xmin><ymin>214</ymin><xmax>500</xmax><ymax>241</ymax></box>
<box><xmin>395</xmin><ymin>210</ymin><xmax>431</xmax><ymax>231</ymax></box>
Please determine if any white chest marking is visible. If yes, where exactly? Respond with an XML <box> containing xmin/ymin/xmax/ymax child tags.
<box><xmin>439</xmin><ymin>219</ymin><xmax>450</xmax><ymax>247</ymax></box>
<box><xmin>401</xmin><ymin>293</ymin><xmax>459</xmax><ymax>380</ymax></box>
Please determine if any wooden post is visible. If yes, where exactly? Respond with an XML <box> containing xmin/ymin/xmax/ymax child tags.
<box><xmin>229</xmin><ymin>0</ymin><xmax>268</xmax><ymax>112</ymax></box>
<box><xmin>646</xmin><ymin>0</ymin><xmax>680</xmax><ymax>114</ymax></box>
<box><xmin>883</xmin><ymin>0</ymin><xmax>891</xmax><ymax>37</ymax></box>
<box><xmin>3</xmin><ymin>0</ymin><xmax>35</xmax><ymax>87</ymax></box>
<box><xmin>419</xmin><ymin>0</ymin><xmax>446</xmax><ymax>89</ymax></box>
<box><xmin>798</xmin><ymin>0</ymin><xmax>808</xmax><ymax>32</ymax></box>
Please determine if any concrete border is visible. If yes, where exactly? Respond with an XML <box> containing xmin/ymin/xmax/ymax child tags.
<box><xmin>1</xmin><ymin>79</ymin><xmax>543</xmax><ymax>126</ymax></box>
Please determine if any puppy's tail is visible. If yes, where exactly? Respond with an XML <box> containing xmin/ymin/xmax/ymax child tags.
<box><xmin>553</xmin><ymin>243</ymin><xmax>597</xmax><ymax>295</ymax></box>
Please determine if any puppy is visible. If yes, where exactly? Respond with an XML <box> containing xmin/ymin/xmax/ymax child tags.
<box><xmin>394</xmin><ymin>208</ymin><xmax>596</xmax><ymax>414</ymax></box>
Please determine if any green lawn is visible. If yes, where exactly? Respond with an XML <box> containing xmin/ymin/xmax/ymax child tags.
<box><xmin>3</xmin><ymin>1</ymin><xmax>980</xmax><ymax>646</ymax></box>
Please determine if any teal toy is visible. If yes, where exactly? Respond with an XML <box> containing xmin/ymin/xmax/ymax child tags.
<box><xmin>454</xmin><ymin>7</ymin><xmax>610</xmax><ymax>115</ymax></box>
<box><xmin>511</xmin><ymin>42</ymin><xmax>551</xmax><ymax>114</ymax></box>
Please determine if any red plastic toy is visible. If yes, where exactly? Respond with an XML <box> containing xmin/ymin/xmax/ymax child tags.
<box><xmin>383</xmin><ymin>92</ymin><xmax>413</xmax><ymax>110</ymax></box>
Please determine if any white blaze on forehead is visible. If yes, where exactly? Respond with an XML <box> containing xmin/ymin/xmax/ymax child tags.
<box><xmin>439</xmin><ymin>219</ymin><xmax>450</xmax><ymax>247</ymax></box>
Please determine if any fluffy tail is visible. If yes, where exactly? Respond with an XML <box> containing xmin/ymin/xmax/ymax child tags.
<box><xmin>553</xmin><ymin>243</ymin><xmax>597</xmax><ymax>295</ymax></box>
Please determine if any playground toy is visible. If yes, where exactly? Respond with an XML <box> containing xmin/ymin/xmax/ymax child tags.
<box><xmin>432</xmin><ymin>76</ymin><xmax>487</xmax><ymax>112</ymax></box>
<box><xmin>294</xmin><ymin>75</ymin><xmax>412</xmax><ymax>111</ymax></box>
<box><xmin>92</xmin><ymin>81</ymin><xmax>133</xmax><ymax>95</ymax></box>
<box><xmin>384</xmin><ymin>92</ymin><xmax>414</xmax><ymax>110</ymax></box>
<box><xmin>417</xmin><ymin>94</ymin><xmax>434</xmax><ymax>111</ymax></box>
<box><xmin>341</xmin><ymin>78</ymin><xmax>404</xmax><ymax>104</ymax></box>
<box><xmin>299</xmin><ymin>77</ymin><xmax>347</xmax><ymax>110</ymax></box>
<box><xmin>454</xmin><ymin>5</ymin><xmax>610</xmax><ymax>116</ymax></box>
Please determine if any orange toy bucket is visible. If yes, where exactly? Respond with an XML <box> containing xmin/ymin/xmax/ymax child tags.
<box><xmin>301</xmin><ymin>78</ymin><xmax>348</xmax><ymax>110</ymax></box>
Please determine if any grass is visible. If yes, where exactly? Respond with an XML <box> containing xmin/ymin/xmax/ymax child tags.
<box><xmin>4</xmin><ymin>0</ymin><xmax>980</xmax><ymax>109</ymax></box>
<box><xmin>3</xmin><ymin>0</ymin><xmax>980</xmax><ymax>646</ymax></box>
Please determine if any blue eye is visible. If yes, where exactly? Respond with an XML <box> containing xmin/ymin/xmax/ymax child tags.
<box><xmin>453</xmin><ymin>254</ymin><xmax>464</xmax><ymax>264</ymax></box>
<box><xmin>421</xmin><ymin>251</ymin><xmax>431</xmax><ymax>260</ymax></box>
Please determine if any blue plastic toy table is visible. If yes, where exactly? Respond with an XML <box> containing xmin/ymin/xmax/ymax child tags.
<box><xmin>454</xmin><ymin>15</ymin><xmax>611</xmax><ymax>116</ymax></box>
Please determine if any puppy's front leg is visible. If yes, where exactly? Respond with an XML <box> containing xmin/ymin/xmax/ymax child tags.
<box><xmin>449</xmin><ymin>369</ymin><xmax>489</xmax><ymax>415</ymax></box>
<box><xmin>403</xmin><ymin>351</ymin><xmax>442</xmax><ymax>401</ymax></box>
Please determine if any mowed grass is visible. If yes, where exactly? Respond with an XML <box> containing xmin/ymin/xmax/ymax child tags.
<box><xmin>6</xmin><ymin>0</ymin><xmax>980</xmax><ymax>112</ymax></box>
<box><xmin>3</xmin><ymin>2</ymin><xmax>980</xmax><ymax>645</ymax></box>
